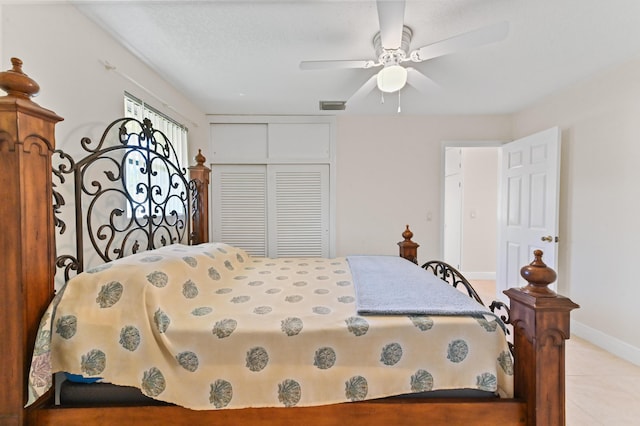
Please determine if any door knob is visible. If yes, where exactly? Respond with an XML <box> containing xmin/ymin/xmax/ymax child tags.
<box><xmin>541</xmin><ymin>235</ymin><xmax>553</xmax><ymax>242</ymax></box>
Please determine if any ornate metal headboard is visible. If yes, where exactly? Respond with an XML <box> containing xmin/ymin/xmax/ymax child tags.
<box><xmin>53</xmin><ymin>117</ymin><xmax>202</xmax><ymax>280</ymax></box>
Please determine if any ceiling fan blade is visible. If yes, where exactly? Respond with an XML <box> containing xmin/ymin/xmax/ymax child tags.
<box><xmin>299</xmin><ymin>60</ymin><xmax>375</xmax><ymax>71</ymax></box>
<box><xmin>377</xmin><ymin>0</ymin><xmax>406</xmax><ymax>49</ymax></box>
<box><xmin>347</xmin><ymin>74</ymin><xmax>378</xmax><ymax>105</ymax></box>
<box><xmin>405</xmin><ymin>67</ymin><xmax>439</xmax><ymax>93</ymax></box>
<box><xmin>410</xmin><ymin>21</ymin><xmax>509</xmax><ymax>63</ymax></box>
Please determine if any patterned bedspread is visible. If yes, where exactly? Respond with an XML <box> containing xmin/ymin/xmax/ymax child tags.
<box><xmin>27</xmin><ymin>243</ymin><xmax>513</xmax><ymax>410</ymax></box>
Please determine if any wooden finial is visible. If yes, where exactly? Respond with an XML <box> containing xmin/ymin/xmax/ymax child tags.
<box><xmin>194</xmin><ymin>149</ymin><xmax>206</xmax><ymax>166</ymax></box>
<box><xmin>398</xmin><ymin>225</ymin><xmax>419</xmax><ymax>264</ymax></box>
<box><xmin>402</xmin><ymin>224</ymin><xmax>413</xmax><ymax>241</ymax></box>
<box><xmin>0</xmin><ymin>57</ymin><xmax>40</xmax><ymax>98</ymax></box>
<box><xmin>520</xmin><ymin>249</ymin><xmax>557</xmax><ymax>296</ymax></box>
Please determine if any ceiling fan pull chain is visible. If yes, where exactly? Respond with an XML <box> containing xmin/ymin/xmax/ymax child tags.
<box><xmin>398</xmin><ymin>90</ymin><xmax>402</xmax><ymax>113</ymax></box>
<box><xmin>380</xmin><ymin>92</ymin><xmax>385</xmax><ymax>104</ymax></box>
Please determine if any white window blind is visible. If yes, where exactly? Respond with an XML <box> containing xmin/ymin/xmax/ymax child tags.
<box><xmin>124</xmin><ymin>93</ymin><xmax>189</xmax><ymax>219</ymax></box>
<box><xmin>124</xmin><ymin>93</ymin><xmax>188</xmax><ymax>169</ymax></box>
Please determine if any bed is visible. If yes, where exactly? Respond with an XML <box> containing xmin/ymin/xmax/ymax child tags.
<box><xmin>1</xmin><ymin>57</ymin><xmax>579</xmax><ymax>426</ymax></box>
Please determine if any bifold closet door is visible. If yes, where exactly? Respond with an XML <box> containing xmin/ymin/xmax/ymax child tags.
<box><xmin>212</xmin><ymin>164</ymin><xmax>329</xmax><ymax>258</ymax></box>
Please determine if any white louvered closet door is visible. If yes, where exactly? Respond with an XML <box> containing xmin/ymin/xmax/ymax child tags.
<box><xmin>212</xmin><ymin>164</ymin><xmax>329</xmax><ymax>258</ymax></box>
<box><xmin>212</xmin><ymin>165</ymin><xmax>268</xmax><ymax>256</ymax></box>
<box><xmin>268</xmin><ymin>164</ymin><xmax>329</xmax><ymax>258</ymax></box>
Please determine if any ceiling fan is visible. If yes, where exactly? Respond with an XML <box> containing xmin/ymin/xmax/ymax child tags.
<box><xmin>300</xmin><ymin>0</ymin><xmax>509</xmax><ymax>107</ymax></box>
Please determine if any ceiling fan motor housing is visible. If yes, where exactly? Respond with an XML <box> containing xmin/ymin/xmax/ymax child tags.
<box><xmin>374</xmin><ymin>25</ymin><xmax>413</xmax><ymax>66</ymax></box>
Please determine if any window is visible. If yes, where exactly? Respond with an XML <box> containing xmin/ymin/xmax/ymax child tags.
<box><xmin>124</xmin><ymin>93</ymin><xmax>188</xmax><ymax>166</ymax></box>
<box><xmin>123</xmin><ymin>93</ymin><xmax>189</xmax><ymax>219</ymax></box>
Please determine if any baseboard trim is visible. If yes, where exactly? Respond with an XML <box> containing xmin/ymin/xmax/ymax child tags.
<box><xmin>571</xmin><ymin>320</ymin><xmax>640</xmax><ymax>367</ymax></box>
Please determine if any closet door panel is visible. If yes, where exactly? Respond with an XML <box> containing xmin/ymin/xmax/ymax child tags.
<box><xmin>212</xmin><ymin>165</ymin><xmax>267</xmax><ymax>256</ymax></box>
<box><xmin>268</xmin><ymin>123</ymin><xmax>331</xmax><ymax>160</ymax></box>
<box><xmin>268</xmin><ymin>164</ymin><xmax>329</xmax><ymax>258</ymax></box>
<box><xmin>211</xmin><ymin>123</ymin><xmax>268</xmax><ymax>161</ymax></box>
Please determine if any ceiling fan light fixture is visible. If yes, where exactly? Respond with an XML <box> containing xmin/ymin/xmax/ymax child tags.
<box><xmin>376</xmin><ymin>65</ymin><xmax>407</xmax><ymax>93</ymax></box>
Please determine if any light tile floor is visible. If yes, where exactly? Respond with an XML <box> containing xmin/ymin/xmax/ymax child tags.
<box><xmin>470</xmin><ymin>280</ymin><xmax>640</xmax><ymax>425</ymax></box>
<box><xmin>565</xmin><ymin>337</ymin><xmax>640</xmax><ymax>425</ymax></box>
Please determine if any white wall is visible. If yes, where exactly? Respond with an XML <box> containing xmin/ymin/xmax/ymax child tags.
<box><xmin>1</xmin><ymin>4</ymin><xmax>209</xmax><ymax>159</ymax></box>
<box><xmin>461</xmin><ymin>147</ymin><xmax>498</xmax><ymax>275</ymax></box>
<box><xmin>335</xmin><ymin>115</ymin><xmax>511</xmax><ymax>263</ymax></box>
<box><xmin>513</xmin><ymin>57</ymin><xmax>640</xmax><ymax>364</ymax></box>
<box><xmin>1</xmin><ymin>4</ymin><xmax>209</xmax><ymax>285</ymax></box>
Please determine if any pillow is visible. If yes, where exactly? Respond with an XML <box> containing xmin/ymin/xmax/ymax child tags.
<box><xmin>64</xmin><ymin>372</ymin><xmax>101</xmax><ymax>383</ymax></box>
<box><xmin>196</xmin><ymin>242</ymin><xmax>250</xmax><ymax>272</ymax></box>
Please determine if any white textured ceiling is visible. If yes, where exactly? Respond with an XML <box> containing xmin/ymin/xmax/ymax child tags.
<box><xmin>75</xmin><ymin>0</ymin><xmax>640</xmax><ymax>115</ymax></box>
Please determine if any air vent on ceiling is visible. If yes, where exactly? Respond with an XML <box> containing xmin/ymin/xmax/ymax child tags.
<box><xmin>319</xmin><ymin>101</ymin><xmax>346</xmax><ymax>111</ymax></box>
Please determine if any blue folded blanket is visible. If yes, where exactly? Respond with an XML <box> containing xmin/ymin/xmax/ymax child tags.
<box><xmin>347</xmin><ymin>255</ymin><xmax>496</xmax><ymax>319</ymax></box>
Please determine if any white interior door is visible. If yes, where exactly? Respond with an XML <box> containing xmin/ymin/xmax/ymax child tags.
<box><xmin>496</xmin><ymin>127</ymin><xmax>561</xmax><ymax>298</ymax></box>
<box><xmin>443</xmin><ymin>174</ymin><xmax>462</xmax><ymax>269</ymax></box>
<box><xmin>443</xmin><ymin>148</ymin><xmax>463</xmax><ymax>269</ymax></box>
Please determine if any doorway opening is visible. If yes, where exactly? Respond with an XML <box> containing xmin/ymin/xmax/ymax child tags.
<box><xmin>443</xmin><ymin>128</ymin><xmax>561</xmax><ymax>302</ymax></box>
<box><xmin>442</xmin><ymin>142</ymin><xmax>501</xmax><ymax>282</ymax></box>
